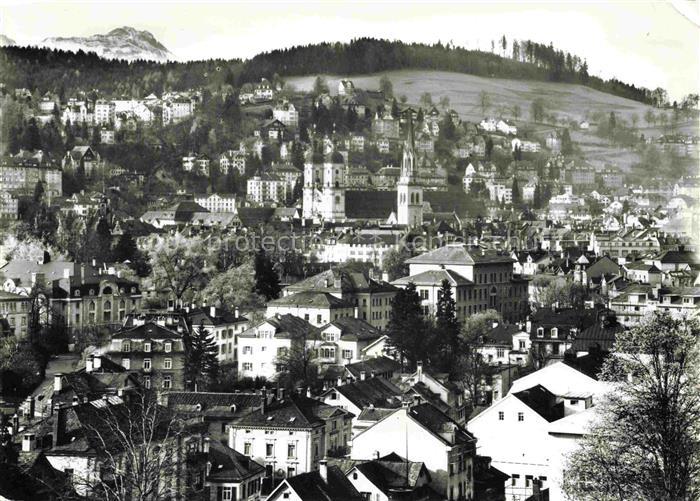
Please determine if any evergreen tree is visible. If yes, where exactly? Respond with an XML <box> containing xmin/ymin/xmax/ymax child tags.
<box><xmin>511</xmin><ymin>177</ymin><xmax>521</xmax><ymax>204</ymax></box>
<box><xmin>533</xmin><ymin>183</ymin><xmax>541</xmax><ymax>209</ymax></box>
<box><xmin>254</xmin><ymin>249</ymin><xmax>281</xmax><ymax>300</ymax></box>
<box><xmin>391</xmin><ymin>99</ymin><xmax>400</xmax><ymax>119</ymax></box>
<box><xmin>387</xmin><ymin>283</ymin><xmax>431</xmax><ymax>369</ymax></box>
<box><xmin>561</xmin><ymin>128</ymin><xmax>573</xmax><ymax>155</ymax></box>
<box><xmin>33</xmin><ymin>181</ymin><xmax>44</xmax><ymax>203</ymax></box>
<box><xmin>434</xmin><ymin>279</ymin><xmax>461</xmax><ymax>373</ymax></box>
<box><xmin>113</xmin><ymin>231</ymin><xmax>138</xmax><ymax>263</ymax></box>
<box><xmin>21</xmin><ymin>118</ymin><xmax>41</xmax><ymax>151</ymax></box>
<box><xmin>185</xmin><ymin>323</ymin><xmax>220</xmax><ymax>391</ymax></box>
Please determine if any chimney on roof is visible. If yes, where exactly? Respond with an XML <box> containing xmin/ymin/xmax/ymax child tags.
<box><xmin>354</xmin><ymin>306</ymin><xmax>359</xmax><ymax>319</ymax></box>
<box><xmin>234</xmin><ymin>307</ymin><xmax>239</xmax><ymax>318</ymax></box>
<box><xmin>85</xmin><ymin>355</ymin><xmax>94</xmax><ymax>373</ymax></box>
<box><xmin>306</xmin><ymin>387</ymin><xmax>312</xmax><ymax>398</ymax></box>
<box><xmin>260</xmin><ymin>387</ymin><xmax>268</xmax><ymax>414</ymax></box>
<box><xmin>203</xmin><ymin>437</ymin><xmax>210</xmax><ymax>454</ymax></box>
<box><xmin>22</xmin><ymin>433</ymin><xmax>36</xmax><ymax>453</ymax></box>
<box><xmin>360</xmin><ymin>371</ymin><xmax>366</xmax><ymax>381</ymax></box>
<box><xmin>53</xmin><ymin>374</ymin><xmax>63</xmax><ymax>394</ymax></box>
<box><xmin>337</xmin><ymin>377</ymin><xmax>343</xmax><ymax>387</ymax></box>
<box><xmin>416</xmin><ymin>361</ymin><xmax>423</xmax><ymax>382</ymax></box>
<box><xmin>11</xmin><ymin>414</ymin><xmax>19</xmax><ymax>435</ymax></box>
<box><xmin>277</xmin><ymin>387</ymin><xmax>285</xmax><ymax>401</ymax></box>
<box><xmin>210</xmin><ymin>306</ymin><xmax>216</xmax><ymax>318</ymax></box>
<box><xmin>93</xmin><ymin>356</ymin><xmax>101</xmax><ymax>371</ymax></box>
<box><xmin>319</xmin><ymin>459</ymin><xmax>328</xmax><ymax>482</ymax></box>
<box><xmin>492</xmin><ymin>320</ymin><xmax>499</xmax><ymax>329</ymax></box>
<box><xmin>52</xmin><ymin>405</ymin><xmax>65</xmax><ymax>448</ymax></box>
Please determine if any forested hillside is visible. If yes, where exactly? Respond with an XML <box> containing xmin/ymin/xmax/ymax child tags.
<box><xmin>1</xmin><ymin>38</ymin><xmax>664</xmax><ymax>105</ymax></box>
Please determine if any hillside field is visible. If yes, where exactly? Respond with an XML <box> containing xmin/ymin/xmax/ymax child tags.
<box><xmin>287</xmin><ymin>70</ymin><xmax>699</xmax><ymax>173</ymax></box>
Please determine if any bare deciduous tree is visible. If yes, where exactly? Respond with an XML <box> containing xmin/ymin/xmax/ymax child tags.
<box><xmin>564</xmin><ymin>313</ymin><xmax>700</xmax><ymax>501</ymax></box>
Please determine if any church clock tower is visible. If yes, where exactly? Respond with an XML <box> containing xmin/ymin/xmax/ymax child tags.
<box><xmin>397</xmin><ymin>117</ymin><xmax>423</xmax><ymax>227</ymax></box>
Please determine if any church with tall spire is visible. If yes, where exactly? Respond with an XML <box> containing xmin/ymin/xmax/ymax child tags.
<box><xmin>397</xmin><ymin>117</ymin><xmax>424</xmax><ymax>227</ymax></box>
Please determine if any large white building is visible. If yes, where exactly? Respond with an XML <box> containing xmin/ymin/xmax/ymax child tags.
<box><xmin>246</xmin><ymin>173</ymin><xmax>287</xmax><ymax>204</ymax></box>
<box><xmin>272</xmin><ymin>100</ymin><xmax>299</xmax><ymax>128</ymax></box>
<box><xmin>193</xmin><ymin>193</ymin><xmax>237</xmax><ymax>213</ymax></box>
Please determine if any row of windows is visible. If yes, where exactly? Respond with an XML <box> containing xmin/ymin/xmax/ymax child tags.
<box><xmin>122</xmin><ymin>357</ymin><xmax>172</xmax><ymax>370</ymax></box>
<box><xmin>122</xmin><ymin>341</ymin><xmax>173</xmax><ymax>352</ymax></box>
<box><xmin>498</xmin><ymin>411</ymin><xmax>525</xmax><ymax>422</ymax></box>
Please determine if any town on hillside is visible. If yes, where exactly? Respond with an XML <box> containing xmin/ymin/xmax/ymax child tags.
<box><xmin>0</xmin><ymin>22</ymin><xmax>699</xmax><ymax>501</ymax></box>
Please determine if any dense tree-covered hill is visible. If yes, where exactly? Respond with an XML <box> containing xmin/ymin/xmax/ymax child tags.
<box><xmin>0</xmin><ymin>37</ymin><xmax>658</xmax><ymax>105</ymax></box>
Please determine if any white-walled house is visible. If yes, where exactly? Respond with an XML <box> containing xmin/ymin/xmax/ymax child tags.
<box><xmin>468</xmin><ymin>385</ymin><xmax>565</xmax><ymax>501</ymax></box>
<box><xmin>351</xmin><ymin>403</ymin><xmax>476</xmax><ymax>501</ymax></box>
<box><xmin>266</xmin><ymin>291</ymin><xmax>356</xmax><ymax>327</ymax></box>
<box><xmin>228</xmin><ymin>394</ymin><xmax>353</xmax><ymax>479</ymax></box>
<box><xmin>237</xmin><ymin>314</ymin><xmax>318</xmax><ymax>381</ymax></box>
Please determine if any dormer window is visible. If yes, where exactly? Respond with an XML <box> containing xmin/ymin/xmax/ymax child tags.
<box><xmin>164</xmin><ymin>342</ymin><xmax>172</xmax><ymax>353</ymax></box>
<box><xmin>144</xmin><ymin>342</ymin><xmax>151</xmax><ymax>353</ymax></box>
<box><xmin>74</xmin><ymin>290</ymin><xmax>81</xmax><ymax>297</ymax></box>
<box><xmin>122</xmin><ymin>341</ymin><xmax>131</xmax><ymax>352</ymax></box>
<box><xmin>537</xmin><ymin>327</ymin><xmax>544</xmax><ymax>338</ymax></box>
<box><xmin>550</xmin><ymin>328</ymin><xmax>558</xmax><ymax>339</ymax></box>
<box><xmin>90</xmin><ymin>289</ymin><xmax>95</xmax><ymax>296</ymax></box>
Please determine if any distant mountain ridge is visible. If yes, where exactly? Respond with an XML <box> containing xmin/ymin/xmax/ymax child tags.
<box><xmin>0</xmin><ymin>34</ymin><xmax>16</xmax><ymax>46</ymax></box>
<box><xmin>41</xmin><ymin>26</ymin><xmax>173</xmax><ymax>62</ymax></box>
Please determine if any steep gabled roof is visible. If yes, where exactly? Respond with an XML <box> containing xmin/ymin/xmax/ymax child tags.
<box><xmin>276</xmin><ymin>465</ymin><xmax>363</xmax><ymax>501</ymax></box>
<box><xmin>512</xmin><ymin>385</ymin><xmax>564</xmax><ymax>423</ymax></box>
<box><xmin>206</xmin><ymin>440</ymin><xmax>265</xmax><ymax>482</ymax></box>
<box><xmin>111</xmin><ymin>321</ymin><xmax>182</xmax><ymax>340</ymax></box>
<box><xmin>324</xmin><ymin>377</ymin><xmax>403</xmax><ymax>410</ymax></box>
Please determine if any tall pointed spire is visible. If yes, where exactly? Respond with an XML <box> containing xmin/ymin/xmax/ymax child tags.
<box><xmin>401</xmin><ymin>114</ymin><xmax>416</xmax><ymax>179</ymax></box>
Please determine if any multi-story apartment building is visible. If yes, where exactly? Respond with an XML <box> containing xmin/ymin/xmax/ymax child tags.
<box><xmin>0</xmin><ymin>191</ymin><xmax>18</xmax><ymax>222</ymax></box>
<box><xmin>219</xmin><ymin>150</ymin><xmax>246</xmax><ymax>175</ymax></box>
<box><xmin>0</xmin><ymin>150</ymin><xmax>62</xmax><ymax>198</ymax></box>
<box><xmin>50</xmin><ymin>265</ymin><xmax>142</xmax><ymax>333</ymax></box>
<box><xmin>102</xmin><ymin>322</ymin><xmax>186</xmax><ymax>390</ymax></box>
<box><xmin>609</xmin><ymin>284</ymin><xmax>700</xmax><ymax>326</ymax></box>
<box><xmin>283</xmin><ymin>268</ymin><xmax>398</xmax><ymax>330</ymax></box>
<box><xmin>162</xmin><ymin>97</ymin><xmax>195</xmax><ymax>124</ymax></box>
<box><xmin>237</xmin><ymin>314</ymin><xmax>318</xmax><ymax>380</ymax></box>
<box><xmin>62</xmin><ymin>146</ymin><xmax>101</xmax><ymax>177</ymax></box>
<box><xmin>246</xmin><ymin>173</ymin><xmax>287</xmax><ymax>204</ymax></box>
<box><xmin>395</xmin><ymin>244</ymin><xmax>529</xmax><ymax>323</ymax></box>
<box><xmin>228</xmin><ymin>392</ymin><xmax>353</xmax><ymax>479</ymax></box>
<box><xmin>187</xmin><ymin>306</ymin><xmax>249</xmax><ymax>364</ymax></box>
<box><xmin>372</xmin><ymin>111</ymin><xmax>400</xmax><ymax>139</ymax></box>
<box><xmin>271</xmin><ymin>163</ymin><xmax>302</xmax><ymax>193</ymax></box>
<box><xmin>590</xmin><ymin>229</ymin><xmax>661</xmax><ymax>260</ymax></box>
<box><xmin>272</xmin><ymin>100</ymin><xmax>299</xmax><ymax>128</ymax></box>
<box><xmin>352</xmin><ymin>403</ymin><xmax>476</xmax><ymax>501</ymax></box>
<box><xmin>0</xmin><ymin>290</ymin><xmax>31</xmax><ymax>337</ymax></box>
<box><xmin>193</xmin><ymin>193</ymin><xmax>237</xmax><ymax>213</ymax></box>
<box><xmin>93</xmin><ymin>99</ymin><xmax>115</xmax><ymax>125</ymax></box>
<box><xmin>266</xmin><ymin>291</ymin><xmax>355</xmax><ymax>327</ymax></box>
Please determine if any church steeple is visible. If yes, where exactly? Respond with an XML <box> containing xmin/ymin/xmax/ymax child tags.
<box><xmin>401</xmin><ymin>115</ymin><xmax>416</xmax><ymax>181</ymax></box>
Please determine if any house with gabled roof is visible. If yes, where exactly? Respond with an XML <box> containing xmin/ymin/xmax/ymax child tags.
<box><xmin>205</xmin><ymin>439</ymin><xmax>265</xmax><ymax>501</ymax></box>
<box><xmin>351</xmin><ymin>402</ymin><xmax>476</xmax><ymax>499</ymax></box>
<box><xmin>228</xmin><ymin>392</ymin><xmax>354</xmax><ymax>479</ymax></box>
<box><xmin>267</xmin><ymin>460</ymin><xmax>363</xmax><ymax>501</ymax></box>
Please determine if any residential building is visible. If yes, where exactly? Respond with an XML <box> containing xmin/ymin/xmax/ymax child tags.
<box><xmin>351</xmin><ymin>403</ymin><xmax>476</xmax><ymax>500</ymax></box>
<box><xmin>205</xmin><ymin>440</ymin><xmax>265</xmax><ymax>501</ymax></box>
<box><xmin>372</xmin><ymin>111</ymin><xmax>400</xmax><ymax>139</ymax></box>
<box><xmin>194</xmin><ymin>193</ymin><xmax>237</xmax><ymax>213</ymax></box>
<box><xmin>272</xmin><ymin>100</ymin><xmax>299</xmax><ymax>128</ymax></box>
<box><xmin>266</xmin><ymin>460</ymin><xmax>363</xmax><ymax>501</ymax></box>
<box><xmin>0</xmin><ymin>191</ymin><xmax>18</xmax><ymax>222</ymax></box>
<box><xmin>609</xmin><ymin>284</ymin><xmax>700</xmax><ymax>326</ymax></box>
<box><xmin>475</xmin><ymin>322</ymin><xmax>531</xmax><ymax>367</ymax></box>
<box><xmin>344</xmin><ymin>454</ymin><xmax>438</xmax><ymax>501</ymax></box>
<box><xmin>266</xmin><ymin>291</ymin><xmax>356</xmax><ymax>327</ymax></box>
<box><xmin>228</xmin><ymin>393</ymin><xmax>354</xmax><ymax>479</ymax></box>
<box><xmin>0</xmin><ymin>150</ymin><xmax>62</xmax><ymax>198</ymax></box>
<box><xmin>0</xmin><ymin>290</ymin><xmax>32</xmax><ymax>337</ymax></box>
<box><xmin>62</xmin><ymin>146</ymin><xmax>101</xmax><ymax>177</ymax></box>
<box><xmin>254</xmin><ymin>78</ymin><xmax>274</xmax><ymax>101</ymax></box>
<box><xmin>338</xmin><ymin>79</ymin><xmax>355</xmax><ymax>96</ymax></box>
<box><xmin>219</xmin><ymin>150</ymin><xmax>246</xmax><ymax>175</ymax></box>
<box><xmin>99</xmin><ymin>127</ymin><xmax>115</xmax><ymax>144</ymax></box>
<box><xmin>283</xmin><ymin>268</ymin><xmax>398</xmax><ymax>330</ymax></box>
<box><xmin>102</xmin><ymin>322</ymin><xmax>187</xmax><ymax>390</ymax></box>
<box><xmin>271</xmin><ymin>163</ymin><xmax>302</xmax><ymax>193</ymax></box>
<box><xmin>528</xmin><ymin>308</ymin><xmax>595</xmax><ymax>368</ymax></box>
<box><xmin>397</xmin><ymin>244</ymin><xmax>529</xmax><ymax>323</ymax></box>
<box><xmin>246</xmin><ymin>172</ymin><xmax>287</xmax><ymax>204</ymax></box>
<box><xmin>94</xmin><ymin>99</ymin><xmax>115</xmax><ymax>125</ymax></box>
<box><xmin>187</xmin><ymin>306</ymin><xmax>249</xmax><ymax>364</ymax></box>
<box><xmin>237</xmin><ymin>314</ymin><xmax>318</xmax><ymax>381</ymax></box>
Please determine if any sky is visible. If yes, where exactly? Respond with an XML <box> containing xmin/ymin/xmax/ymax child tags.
<box><xmin>1</xmin><ymin>1</ymin><xmax>698</xmax><ymax>101</ymax></box>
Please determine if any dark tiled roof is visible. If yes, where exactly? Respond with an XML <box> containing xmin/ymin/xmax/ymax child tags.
<box><xmin>345</xmin><ymin>191</ymin><xmax>396</xmax><ymax>220</ymax></box>
<box><xmin>483</xmin><ymin>323</ymin><xmax>522</xmax><ymax>345</ymax></box>
<box><xmin>406</xmin><ymin>245</ymin><xmax>513</xmax><ymax>266</ymax></box>
<box><xmin>281</xmin><ymin>465</ymin><xmax>363</xmax><ymax>501</ymax></box>
<box><xmin>232</xmin><ymin>396</ymin><xmax>350</xmax><ymax>430</ymax></box>
<box><xmin>287</xmin><ymin>267</ymin><xmax>397</xmax><ymax>295</ymax></box>
<box><xmin>206</xmin><ymin>440</ymin><xmax>264</xmax><ymax>482</ymax></box>
<box><xmin>392</xmin><ymin>269</ymin><xmax>472</xmax><ymax>287</ymax></box>
<box><xmin>111</xmin><ymin>322</ymin><xmax>183</xmax><ymax>340</ymax></box>
<box><xmin>407</xmin><ymin>403</ymin><xmax>474</xmax><ymax>446</ymax></box>
<box><xmin>356</xmin><ymin>407</ymin><xmax>396</xmax><ymax>422</ymax></box>
<box><xmin>268</xmin><ymin>291</ymin><xmax>354</xmax><ymax>309</ymax></box>
<box><xmin>163</xmin><ymin>391</ymin><xmax>261</xmax><ymax>418</ymax></box>
<box><xmin>354</xmin><ymin>456</ymin><xmax>428</xmax><ymax>494</ymax></box>
<box><xmin>188</xmin><ymin>307</ymin><xmax>248</xmax><ymax>326</ymax></box>
<box><xmin>656</xmin><ymin>250</ymin><xmax>700</xmax><ymax>264</ymax></box>
<box><xmin>345</xmin><ymin>357</ymin><xmax>400</xmax><ymax>379</ymax></box>
<box><xmin>571</xmin><ymin>321</ymin><xmax>625</xmax><ymax>353</ymax></box>
<box><xmin>512</xmin><ymin>385</ymin><xmax>564</xmax><ymax>423</ymax></box>
<box><xmin>323</xmin><ymin>317</ymin><xmax>382</xmax><ymax>341</ymax></box>
<box><xmin>237</xmin><ymin>207</ymin><xmax>275</xmax><ymax>226</ymax></box>
<box><xmin>242</xmin><ymin>314</ymin><xmax>319</xmax><ymax>340</ymax></box>
<box><xmin>326</xmin><ymin>377</ymin><xmax>403</xmax><ymax>409</ymax></box>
